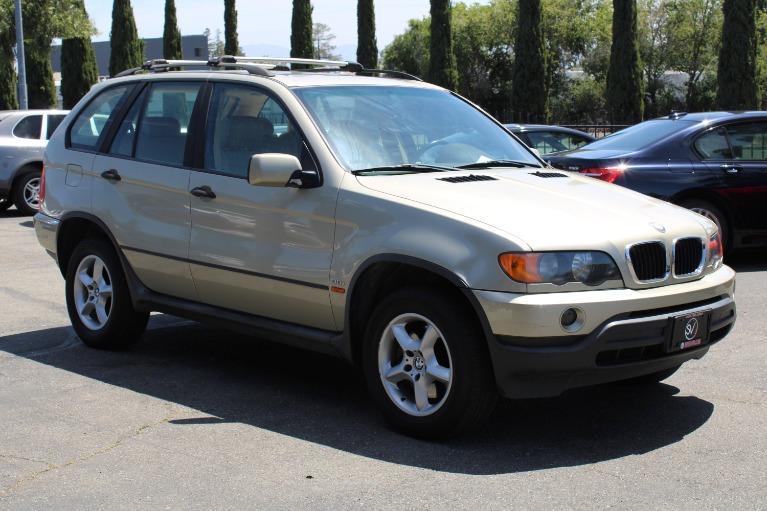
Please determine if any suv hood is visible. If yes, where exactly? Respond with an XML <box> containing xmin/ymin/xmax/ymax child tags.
<box><xmin>356</xmin><ymin>168</ymin><xmax>710</xmax><ymax>251</ymax></box>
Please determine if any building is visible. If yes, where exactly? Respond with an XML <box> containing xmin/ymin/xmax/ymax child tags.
<box><xmin>51</xmin><ymin>35</ymin><xmax>208</xmax><ymax>78</ymax></box>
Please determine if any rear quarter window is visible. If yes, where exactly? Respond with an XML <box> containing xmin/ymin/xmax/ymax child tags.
<box><xmin>13</xmin><ymin>115</ymin><xmax>43</xmax><ymax>139</ymax></box>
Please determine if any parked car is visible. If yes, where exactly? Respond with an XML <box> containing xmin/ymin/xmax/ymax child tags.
<box><xmin>547</xmin><ymin>111</ymin><xmax>767</xmax><ymax>252</ymax></box>
<box><xmin>0</xmin><ymin>109</ymin><xmax>69</xmax><ymax>214</ymax></box>
<box><xmin>505</xmin><ymin>123</ymin><xmax>595</xmax><ymax>155</ymax></box>
<box><xmin>34</xmin><ymin>58</ymin><xmax>735</xmax><ymax>438</ymax></box>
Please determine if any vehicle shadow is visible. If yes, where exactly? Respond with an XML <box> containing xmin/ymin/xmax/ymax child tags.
<box><xmin>0</xmin><ymin>208</ymin><xmax>28</xmax><ymax>219</ymax></box>
<box><xmin>727</xmin><ymin>248</ymin><xmax>767</xmax><ymax>273</ymax></box>
<box><xmin>0</xmin><ymin>318</ymin><xmax>714</xmax><ymax>475</ymax></box>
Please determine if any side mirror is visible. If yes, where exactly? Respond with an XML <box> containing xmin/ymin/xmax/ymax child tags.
<box><xmin>248</xmin><ymin>153</ymin><xmax>320</xmax><ymax>188</ymax></box>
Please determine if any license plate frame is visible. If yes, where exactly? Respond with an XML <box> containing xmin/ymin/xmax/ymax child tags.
<box><xmin>668</xmin><ymin>310</ymin><xmax>711</xmax><ymax>353</ymax></box>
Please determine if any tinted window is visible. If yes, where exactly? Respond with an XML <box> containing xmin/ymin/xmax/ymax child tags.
<box><xmin>727</xmin><ymin>122</ymin><xmax>767</xmax><ymax>161</ymax></box>
<box><xmin>294</xmin><ymin>86</ymin><xmax>540</xmax><ymax>171</ymax></box>
<box><xmin>46</xmin><ymin>114</ymin><xmax>66</xmax><ymax>139</ymax></box>
<box><xmin>526</xmin><ymin>131</ymin><xmax>592</xmax><ymax>154</ymax></box>
<box><xmin>135</xmin><ymin>82</ymin><xmax>201</xmax><ymax>166</ymax></box>
<box><xmin>13</xmin><ymin>115</ymin><xmax>42</xmax><ymax>139</ymax></box>
<box><xmin>109</xmin><ymin>90</ymin><xmax>145</xmax><ymax>157</ymax></box>
<box><xmin>695</xmin><ymin>128</ymin><xmax>732</xmax><ymax>159</ymax></box>
<box><xmin>585</xmin><ymin>120</ymin><xmax>695</xmax><ymax>152</ymax></box>
<box><xmin>204</xmin><ymin>84</ymin><xmax>305</xmax><ymax>178</ymax></box>
<box><xmin>69</xmin><ymin>85</ymin><xmax>131</xmax><ymax>150</ymax></box>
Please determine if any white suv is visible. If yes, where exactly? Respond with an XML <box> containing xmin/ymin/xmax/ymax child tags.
<box><xmin>34</xmin><ymin>57</ymin><xmax>736</xmax><ymax>438</ymax></box>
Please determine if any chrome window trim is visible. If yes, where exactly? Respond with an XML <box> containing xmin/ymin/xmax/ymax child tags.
<box><xmin>625</xmin><ymin>240</ymin><xmax>670</xmax><ymax>284</ymax></box>
<box><xmin>671</xmin><ymin>236</ymin><xmax>707</xmax><ymax>278</ymax></box>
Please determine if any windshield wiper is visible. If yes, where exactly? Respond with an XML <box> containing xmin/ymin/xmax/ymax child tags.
<box><xmin>455</xmin><ymin>159</ymin><xmax>535</xmax><ymax>170</ymax></box>
<box><xmin>352</xmin><ymin>163</ymin><xmax>455</xmax><ymax>175</ymax></box>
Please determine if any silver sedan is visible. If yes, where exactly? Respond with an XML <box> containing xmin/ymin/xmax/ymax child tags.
<box><xmin>0</xmin><ymin>109</ymin><xmax>69</xmax><ymax>215</ymax></box>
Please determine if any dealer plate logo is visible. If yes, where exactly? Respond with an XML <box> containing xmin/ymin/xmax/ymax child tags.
<box><xmin>684</xmin><ymin>317</ymin><xmax>699</xmax><ymax>341</ymax></box>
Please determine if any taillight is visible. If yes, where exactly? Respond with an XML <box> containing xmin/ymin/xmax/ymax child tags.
<box><xmin>579</xmin><ymin>167</ymin><xmax>624</xmax><ymax>183</ymax></box>
<box><xmin>38</xmin><ymin>165</ymin><xmax>46</xmax><ymax>209</ymax></box>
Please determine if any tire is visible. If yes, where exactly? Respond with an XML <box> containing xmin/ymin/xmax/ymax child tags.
<box><xmin>0</xmin><ymin>197</ymin><xmax>10</xmax><ymax>212</ymax></box>
<box><xmin>65</xmin><ymin>238</ymin><xmax>149</xmax><ymax>349</ymax></box>
<box><xmin>12</xmin><ymin>171</ymin><xmax>42</xmax><ymax>216</ymax></box>
<box><xmin>619</xmin><ymin>365</ymin><xmax>681</xmax><ymax>386</ymax></box>
<box><xmin>680</xmin><ymin>199</ymin><xmax>729</xmax><ymax>252</ymax></box>
<box><xmin>362</xmin><ymin>287</ymin><xmax>498</xmax><ymax>439</ymax></box>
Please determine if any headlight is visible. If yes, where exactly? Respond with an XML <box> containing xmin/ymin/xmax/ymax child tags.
<box><xmin>706</xmin><ymin>232</ymin><xmax>723</xmax><ymax>269</ymax></box>
<box><xmin>499</xmin><ymin>251</ymin><xmax>622</xmax><ymax>285</ymax></box>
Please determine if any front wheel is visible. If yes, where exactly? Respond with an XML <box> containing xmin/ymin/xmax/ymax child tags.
<box><xmin>65</xmin><ymin>238</ymin><xmax>149</xmax><ymax>349</ymax></box>
<box><xmin>362</xmin><ymin>287</ymin><xmax>498</xmax><ymax>439</ymax></box>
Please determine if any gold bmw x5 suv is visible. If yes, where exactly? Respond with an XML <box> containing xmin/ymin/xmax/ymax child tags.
<box><xmin>34</xmin><ymin>57</ymin><xmax>735</xmax><ymax>438</ymax></box>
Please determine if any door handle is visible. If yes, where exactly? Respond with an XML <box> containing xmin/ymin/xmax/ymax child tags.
<box><xmin>720</xmin><ymin>164</ymin><xmax>741</xmax><ymax>174</ymax></box>
<box><xmin>100</xmin><ymin>169</ymin><xmax>121</xmax><ymax>181</ymax></box>
<box><xmin>190</xmin><ymin>185</ymin><xmax>216</xmax><ymax>199</ymax></box>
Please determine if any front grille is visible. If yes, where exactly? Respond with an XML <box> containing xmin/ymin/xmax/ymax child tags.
<box><xmin>437</xmin><ymin>174</ymin><xmax>497</xmax><ymax>183</ymax></box>
<box><xmin>674</xmin><ymin>238</ymin><xmax>704</xmax><ymax>276</ymax></box>
<box><xmin>628</xmin><ymin>241</ymin><xmax>667</xmax><ymax>281</ymax></box>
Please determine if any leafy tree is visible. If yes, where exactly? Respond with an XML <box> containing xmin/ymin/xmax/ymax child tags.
<box><xmin>61</xmin><ymin>0</ymin><xmax>98</xmax><ymax>109</ymax></box>
<box><xmin>382</xmin><ymin>18</ymin><xmax>430</xmax><ymax>78</ymax></box>
<box><xmin>666</xmin><ymin>0</ymin><xmax>722</xmax><ymax>111</ymax></box>
<box><xmin>163</xmin><ymin>0</ymin><xmax>182</xmax><ymax>60</ymax></box>
<box><xmin>291</xmin><ymin>0</ymin><xmax>314</xmax><ymax>60</ymax></box>
<box><xmin>313</xmin><ymin>22</ymin><xmax>340</xmax><ymax>60</ymax></box>
<box><xmin>109</xmin><ymin>0</ymin><xmax>144</xmax><ymax>76</ymax></box>
<box><xmin>0</xmin><ymin>10</ymin><xmax>17</xmax><ymax>110</ymax></box>
<box><xmin>224</xmin><ymin>0</ymin><xmax>240</xmax><ymax>56</ymax></box>
<box><xmin>606</xmin><ymin>0</ymin><xmax>644</xmax><ymax>123</ymax></box>
<box><xmin>717</xmin><ymin>0</ymin><xmax>758</xmax><ymax>109</ymax></box>
<box><xmin>429</xmin><ymin>0</ymin><xmax>458</xmax><ymax>89</ymax></box>
<box><xmin>203</xmin><ymin>27</ymin><xmax>225</xmax><ymax>58</ymax></box>
<box><xmin>510</xmin><ymin>0</ymin><xmax>547</xmax><ymax>122</ymax></box>
<box><xmin>357</xmin><ymin>0</ymin><xmax>378</xmax><ymax>68</ymax></box>
<box><xmin>638</xmin><ymin>0</ymin><xmax>675</xmax><ymax>117</ymax></box>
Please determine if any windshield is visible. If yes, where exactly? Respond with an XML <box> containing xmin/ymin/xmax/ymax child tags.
<box><xmin>584</xmin><ymin>119</ymin><xmax>696</xmax><ymax>152</ymax></box>
<box><xmin>293</xmin><ymin>86</ymin><xmax>540</xmax><ymax>171</ymax></box>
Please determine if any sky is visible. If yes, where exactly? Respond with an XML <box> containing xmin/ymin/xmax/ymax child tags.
<box><xmin>84</xmin><ymin>0</ymin><xmax>490</xmax><ymax>60</ymax></box>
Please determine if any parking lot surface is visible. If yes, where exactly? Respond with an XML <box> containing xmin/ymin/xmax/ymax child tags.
<box><xmin>0</xmin><ymin>210</ymin><xmax>765</xmax><ymax>509</ymax></box>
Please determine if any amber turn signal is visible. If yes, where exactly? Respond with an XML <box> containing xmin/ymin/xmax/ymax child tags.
<box><xmin>498</xmin><ymin>253</ymin><xmax>544</xmax><ymax>283</ymax></box>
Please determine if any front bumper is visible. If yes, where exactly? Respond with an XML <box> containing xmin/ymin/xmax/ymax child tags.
<box><xmin>475</xmin><ymin>266</ymin><xmax>736</xmax><ymax>398</ymax></box>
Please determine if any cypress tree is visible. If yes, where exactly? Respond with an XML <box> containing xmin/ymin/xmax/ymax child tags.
<box><xmin>0</xmin><ymin>20</ymin><xmax>18</xmax><ymax>110</ymax></box>
<box><xmin>429</xmin><ymin>0</ymin><xmax>458</xmax><ymax>90</ymax></box>
<box><xmin>605</xmin><ymin>0</ymin><xmax>643</xmax><ymax>124</ymax></box>
<box><xmin>224</xmin><ymin>0</ymin><xmax>239</xmax><ymax>56</ymax></box>
<box><xmin>61</xmin><ymin>4</ymin><xmax>98</xmax><ymax>109</ymax></box>
<box><xmin>163</xmin><ymin>0</ymin><xmax>183</xmax><ymax>60</ymax></box>
<box><xmin>109</xmin><ymin>0</ymin><xmax>144</xmax><ymax>76</ymax></box>
<box><xmin>26</xmin><ymin>37</ymin><xmax>56</xmax><ymax>108</ymax></box>
<box><xmin>357</xmin><ymin>0</ymin><xmax>378</xmax><ymax>68</ymax></box>
<box><xmin>716</xmin><ymin>0</ymin><xmax>757</xmax><ymax>110</ymax></box>
<box><xmin>291</xmin><ymin>0</ymin><xmax>313</xmax><ymax>60</ymax></box>
<box><xmin>510</xmin><ymin>0</ymin><xmax>547</xmax><ymax>122</ymax></box>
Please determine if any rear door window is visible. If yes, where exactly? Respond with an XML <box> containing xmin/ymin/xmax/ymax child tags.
<box><xmin>13</xmin><ymin>115</ymin><xmax>43</xmax><ymax>139</ymax></box>
<box><xmin>695</xmin><ymin>128</ymin><xmax>732</xmax><ymax>159</ymax></box>
<box><xmin>134</xmin><ymin>82</ymin><xmax>201</xmax><ymax>167</ymax></box>
<box><xmin>69</xmin><ymin>85</ymin><xmax>132</xmax><ymax>150</ymax></box>
<box><xmin>726</xmin><ymin>122</ymin><xmax>767</xmax><ymax>161</ymax></box>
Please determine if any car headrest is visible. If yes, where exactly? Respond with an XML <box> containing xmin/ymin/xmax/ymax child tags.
<box><xmin>142</xmin><ymin>116</ymin><xmax>181</xmax><ymax>137</ymax></box>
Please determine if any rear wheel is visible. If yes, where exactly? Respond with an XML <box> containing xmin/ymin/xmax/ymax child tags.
<box><xmin>12</xmin><ymin>171</ymin><xmax>42</xmax><ymax>215</ymax></box>
<box><xmin>0</xmin><ymin>197</ymin><xmax>10</xmax><ymax>212</ymax></box>
<box><xmin>65</xmin><ymin>238</ymin><xmax>149</xmax><ymax>349</ymax></box>
<box><xmin>362</xmin><ymin>287</ymin><xmax>497</xmax><ymax>439</ymax></box>
<box><xmin>680</xmin><ymin>199</ymin><xmax>728</xmax><ymax>251</ymax></box>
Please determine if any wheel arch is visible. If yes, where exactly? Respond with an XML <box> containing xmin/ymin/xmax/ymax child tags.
<box><xmin>342</xmin><ymin>254</ymin><xmax>496</xmax><ymax>367</ymax></box>
<box><xmin>670</xmin><ymin>189</ymin><xmax>736</xmax><ymax>243</ymax></box>
<box><xmin>10</xmin><ymin>160</ymin><xmax>43</xmax><ymax>190</ymax></box>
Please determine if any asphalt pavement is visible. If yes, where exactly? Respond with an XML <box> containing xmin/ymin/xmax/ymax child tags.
<box><xmin>0</xmin><ymin>209</ymin><xmax>765</xmax><ymax>510</ymax></box>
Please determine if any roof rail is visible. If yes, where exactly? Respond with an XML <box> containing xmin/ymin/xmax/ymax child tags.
<box><xmin>111</xmin><ymin>56</ymin><xmax>424</xmax><ymax>82</ymax></box>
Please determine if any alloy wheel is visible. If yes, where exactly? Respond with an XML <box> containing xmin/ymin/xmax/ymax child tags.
<box><xmin>23</xmin><ymin>177</ymin><xmax>41</xmax><ymax>210</ymax></box>
<box><xmin>377</xmin><ymin>313</ymin><xmax>453</xmax><ymax>417</ymax></box>
<box><xmin>73</xmin><ymin>255</ymin><xmax>113</xmax><ymax>330</ymax></box>
<box><xmin>690</xmin><ymin>207</ymin><xmax>723</xmax><ymax>238</ymax></box>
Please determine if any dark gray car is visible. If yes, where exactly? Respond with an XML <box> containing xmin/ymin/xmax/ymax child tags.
<box><xmin>0</xmin><ymin>110</ymin><xmax>69</xmax><ymax>214</ymax></box>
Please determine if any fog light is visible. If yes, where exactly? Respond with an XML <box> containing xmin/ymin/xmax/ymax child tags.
<box><xmin>560</xmin><ymin>307</ymin><xmax>584</xmax><ymax>333</ymax></box>
<box><xmin>561</xmin><ymin>308</ymin><xmax>578</xmax><ymax>327</ymax></box>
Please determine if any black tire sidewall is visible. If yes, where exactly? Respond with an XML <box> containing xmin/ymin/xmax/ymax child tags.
<box><xmin>65</xmin><ymin>238</ymin><xmax>147</xmax><ymax>349</ymax></box>
<box><xmin>362</xmin><ymin>287</ymin><xmax>497</xmax><ymax>438</ymax></box>
<box><xmin>12</xmin><ymin>171</ymin><xmax>41</xmax><ymax>216</ymax></box>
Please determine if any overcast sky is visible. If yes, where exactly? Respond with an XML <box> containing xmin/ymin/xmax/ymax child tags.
<box><xmin>84</xmin><ymin>0</ymin><xmax>490</xmax><ymax>52</ymax></box>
